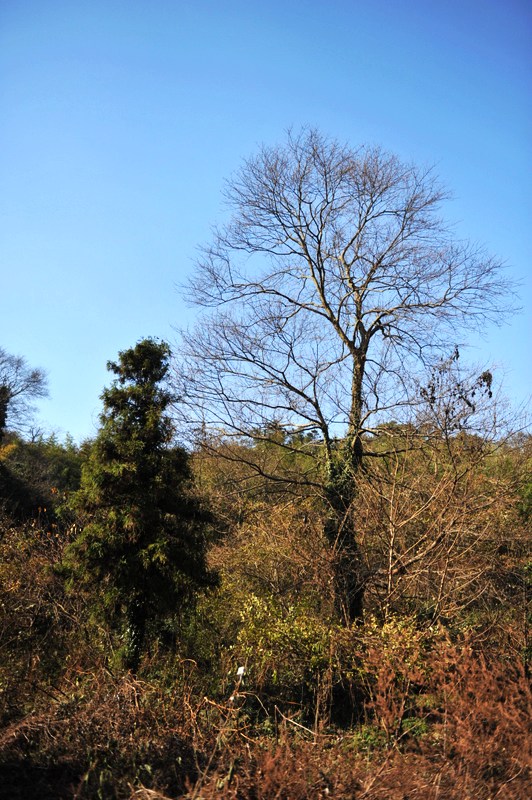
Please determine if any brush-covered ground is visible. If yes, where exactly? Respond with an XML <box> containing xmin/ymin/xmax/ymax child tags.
<box><xmin>1</xmin><ymin>431</ymin><xmax>530</xmax><ymax>799</ymax></box>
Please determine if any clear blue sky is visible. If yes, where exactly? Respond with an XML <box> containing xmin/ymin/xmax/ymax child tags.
<box><xmin>1</xmin><ymin>0</ymin><xmax>530</xmax><ymax>442</ymax></box>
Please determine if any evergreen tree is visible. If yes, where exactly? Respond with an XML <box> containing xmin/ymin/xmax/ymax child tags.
<box><xmin>64</xmin><ymin>339</ymin><xmax>215</xmax><ymax>670</ymax></box>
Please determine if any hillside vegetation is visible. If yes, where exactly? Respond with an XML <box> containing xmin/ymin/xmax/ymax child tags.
<box><xmin>0</xmin><ymin>343</ymin><xmax>530</xmax><ymax>799</ymax></box>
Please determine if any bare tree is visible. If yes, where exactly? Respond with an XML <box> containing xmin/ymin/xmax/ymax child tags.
<box><xmin>0</xmin><ymin>348</ymin><xmax>48</xmax><ymax>441</ymax></box>
<box><xmin>176</xmin><ymin>129</ymin><xmax>515</xmax><ymax>622</ymax></box>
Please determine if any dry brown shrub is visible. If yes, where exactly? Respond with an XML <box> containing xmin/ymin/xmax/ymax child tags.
<box><xmin>0</xmin><ymin>667</ymin><xmax>200</xmax><ymax>799</ymax></box>
<box><xmin>1</xmin><ymin>635</ymin><xmax>529</xmax><ymax>800</ymax></box>
<box><xmin>184</xmin><ymin>634</ymin><xmax>530</xmax><ymax>800</ymax></box>
<box><xmin>425</xmin><ymin>639</ymin><xmax>531</xmax><ymax>797</ymax></box>
<box><xmin>0</xmin><ymin>519</ymin><xmax>78</xmax><ymax>725</ymax></box>
<box><xmin>185</xmin><ymin>730</ymin><xmax>530</xmax><ymax>800</ymax></box>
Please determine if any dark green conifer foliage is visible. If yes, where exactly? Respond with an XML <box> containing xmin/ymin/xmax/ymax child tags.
<box><xmin>64</xmin><ymin>339</ymin><xmax>214</xmax><ymax>670</ymax></box>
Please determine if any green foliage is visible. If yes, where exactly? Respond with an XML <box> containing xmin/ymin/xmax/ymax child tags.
<box><xmin>0</xmin><ymin>432</ymin><xmax>82</xmax><ymax>524</ymax></box>
<box><xmin>345</xmin><ymin>723</ymin><xmax>389</xmax><ymax>752</ymax></box>
<box><xmin>235</xmin><ymin>594</ymin><xmax>331</xmax><ymax>697</ymax></box>
<box><xmin>63</xmin><ymin>339</ymin><xmax>216</xmax><ymax>670</ymax></box>
<box><xmin>230</xmin><ymin>589</ymin><xmax>447</xmax><ymax>732</ymax></box>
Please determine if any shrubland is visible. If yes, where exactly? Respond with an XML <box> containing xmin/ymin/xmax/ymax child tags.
<box><xmin>0</xmin><ymin>402</ymin><xmax>530</xmax><ymax>798</ymax></box>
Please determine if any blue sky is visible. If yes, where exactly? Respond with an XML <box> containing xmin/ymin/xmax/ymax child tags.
<box><xmin>1</xmin><ymin>0</ymin><xmax>530</xmax><ymax>442</ymax></box>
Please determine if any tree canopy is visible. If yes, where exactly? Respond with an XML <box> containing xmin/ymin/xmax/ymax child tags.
<box><xmin>180</xmin><ymin>129</ymin><xmax>513</xmax><ymax>453</ymax></box>
<box><xmin>176</xmin><ymin>129</ymin><xmax>515</xmax><ymax>621</ymax></box>
<box><xmin>0</xmin><ymin>347</ymin><xmax>47</xmax><ymax>441</ymax></box>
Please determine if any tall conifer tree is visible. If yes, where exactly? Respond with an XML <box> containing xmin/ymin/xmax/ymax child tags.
<box><xmin>65</xmin><ymin>339</ymin><xmax>215</xmax><ymax>670</ymax></box>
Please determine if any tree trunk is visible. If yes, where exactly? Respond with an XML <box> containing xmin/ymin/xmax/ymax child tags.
<box><xmin>124</xmin><ymin>598</ymin><xmax>147</xmax><ymax>673</ymax></box>
<box><xmin>0</xmin><ymin>386</ymin><xmax>10</xmax><ymax>443</ymax></box>
<box><xmin>324</xmin><ymin>349</ymin><xmax>366</xmax><ymax>623</ymax></box>
<box><xmin>324</xmin><ymin>439</ymin><xmax>365</xmax><ymax>623</ymax></box>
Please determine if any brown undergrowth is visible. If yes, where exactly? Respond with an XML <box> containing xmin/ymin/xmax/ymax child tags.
<box><xmin>180</xmin><ymin>636</ymin><xmax>530</xmax><ymax>800</ymax></box>
<box><xmin>0</xmin><ymin>665</ymin><xmax>199</xmax><ymax>799</ymax></box>
<box><xmin>1</xmin><ymin>634</ymin><xmax>529</xmax><ymax>799</ymax></box>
